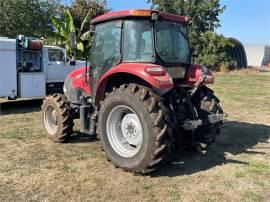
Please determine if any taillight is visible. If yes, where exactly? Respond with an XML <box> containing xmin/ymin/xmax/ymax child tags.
<box><xmin>145</xmin><ymin>66</ymin><xmax>166</xmax><ymax>76</ymax></box>
<box><xmin>185</xmin><ymin>65</ymin><xmax>214</xmax><ymax>85</ymax></box>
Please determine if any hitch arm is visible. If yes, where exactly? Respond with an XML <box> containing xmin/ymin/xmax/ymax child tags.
<box><xmin>190</xmin><ymin>74</ymin><xmax>206</xmax><ymax>97</ymax></box>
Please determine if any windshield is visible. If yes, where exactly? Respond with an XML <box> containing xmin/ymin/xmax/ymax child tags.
<box><xmin>156</xmin><ymin>20</ymin><xmax>190</xmax><ymax>64</ymax></box>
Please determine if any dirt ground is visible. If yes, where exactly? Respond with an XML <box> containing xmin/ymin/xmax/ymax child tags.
<box><xmin>0</xmin><ymin>71</ymin><xmax>269</xmax><ymax>202</ymax></box>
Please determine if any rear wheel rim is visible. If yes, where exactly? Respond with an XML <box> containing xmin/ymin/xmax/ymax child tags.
<box><xmin>106</xmin><ymin>105</ymin><xmax>143</xmax><ymax>158</ymax></box>
<box><xmin>44</xmin><ymin>105</ymin><xmax>59</xmax><ymax>135</ymax></box>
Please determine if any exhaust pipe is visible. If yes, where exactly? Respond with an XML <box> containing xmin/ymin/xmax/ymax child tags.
<box><xmin>80</xmin><ymin>105</ymin><xmax>90</xmax><ymax>133</ymax></box>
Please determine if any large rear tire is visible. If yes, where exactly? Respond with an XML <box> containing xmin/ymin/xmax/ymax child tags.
<box><xmin>42</xmin><ymin>94</ymin><xmax>74</xmax><ymax>143</ymax></box>
<box><xmin>98</xmin><ymin>84</ymin><xmax>172</xmax><ymax>173</ymax></box>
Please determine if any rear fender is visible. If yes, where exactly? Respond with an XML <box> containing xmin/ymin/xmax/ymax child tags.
<box><xmin>95</xmin><ymin>63</ymin><xmax>174</xmax><ymax>104</ymax></box>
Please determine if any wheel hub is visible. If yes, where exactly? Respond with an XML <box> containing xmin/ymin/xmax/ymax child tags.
<box><xmin>121</xmin><ymin>114</ymin><xmax>143</xmax><ymax>146</ymax></box>
<box><xmin>106</xmin><ymin>105</ymin><xmax>144</xmax><ymax>158</ymax></box>
<box><xmin>44</xmin><ymin>105</ymin><xmax>59</xmax><ymax>135</ymax></box>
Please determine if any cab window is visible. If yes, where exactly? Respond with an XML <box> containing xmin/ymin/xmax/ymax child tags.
<box><xmin>91</xmin><ymin>21</ymin><xmax>121</xmax><ymax>69</ymax></box>
<box><xmin>123</xmin><ymin>20</ymin><xmax>154</xmax><ymax>62</ymax></box>
<box><xmin>48</xmin><ymin>49</ymin><xmax>64</xmax><ymax>62</ymax></box>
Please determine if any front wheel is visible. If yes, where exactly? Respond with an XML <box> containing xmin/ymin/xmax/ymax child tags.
<box><xmin>98</xmin><ymin>84</ymin><xmax>172</xmax><ymax>173</ymax></box>
<box><xmin>42</xmin><ymin>94</ymin><xmax>74</xmax><ymax>143</ymax></box>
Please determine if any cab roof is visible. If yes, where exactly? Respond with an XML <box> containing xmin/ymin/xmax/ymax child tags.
<box><xmin>91</xmin><ymin>9</ymin><xmax>190</xmax><ymax>25</ymax></box>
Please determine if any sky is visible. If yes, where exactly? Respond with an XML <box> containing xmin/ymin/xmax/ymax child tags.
<box><xmin>107</xmin><ymin>0</ymin><xmax>270</xmax><ymax>45</ymax></box>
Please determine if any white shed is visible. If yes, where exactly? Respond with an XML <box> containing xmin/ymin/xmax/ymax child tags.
<box><xmin>244</xmin><ymin>45</ymin><xmax>270</xmax><ymax>67</ymax></box>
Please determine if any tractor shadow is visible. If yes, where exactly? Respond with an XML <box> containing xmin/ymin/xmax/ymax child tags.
<box><xmin>152</xmin><ymin>121</ymin><xmax>270</xmax><ymax>177</ymax></box>
<box><xmin>0</xmin><ymin>99</ymin><xmax>43</xmax><ymax>115</ymax></box>
<box><xmin>69</xmin><ymin>132</ymin><xmax>98</xmax><ymax>144</ymax></box>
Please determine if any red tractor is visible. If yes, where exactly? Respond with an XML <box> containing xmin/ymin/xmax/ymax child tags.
<box><xmin>42</xmin><ymin>10</ymin><xmax>225</xmax><ymax>173</ymax></box>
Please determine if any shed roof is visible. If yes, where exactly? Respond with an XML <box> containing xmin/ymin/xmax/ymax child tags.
<box><xmin>244</xmin><ymin>45</ymin><xmax>270</xmax><ymax>67</ymax></box>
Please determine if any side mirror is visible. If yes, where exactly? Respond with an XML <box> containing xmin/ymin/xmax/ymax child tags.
<box><xmin>70</xmin><ymin>60</ymin><xmax>76</xmax><ymax>66</ymax></box>
<box><xmin>70</xmin><ymin>32</ymin><xmax>77</xmax><ymax>50</ymax></box>
<box><xmin>64</xmin><ymin>49</ymin><xmax>67</xmax><ymax>64</ymax></box>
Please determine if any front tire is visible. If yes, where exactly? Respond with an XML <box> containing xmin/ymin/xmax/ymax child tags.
<box><xmin>98</xmin><ymin>84</ymin><xmax>172</xmax><ymax>173</ymax></box>
<box><xmin>42</xmin><ymin>94</ymin><xmax>74</xmax><ymax>143</ymax></box>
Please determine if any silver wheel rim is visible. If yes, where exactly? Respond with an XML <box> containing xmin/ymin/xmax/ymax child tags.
<box><xmin>44</xmin><ymin>105</ymin><xmax>59</xmax><ymax>135</ymax></box>
<box><xmin>106</xmin><ymin>105</ymin><xmax>143</xmax><ymax>158</ymax></box>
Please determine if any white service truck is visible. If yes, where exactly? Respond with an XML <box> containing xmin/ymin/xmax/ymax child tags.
<box><xmin>0</xmin><ymin>35</ymin><xmax>85</xmax><ymax>99</ymax></box>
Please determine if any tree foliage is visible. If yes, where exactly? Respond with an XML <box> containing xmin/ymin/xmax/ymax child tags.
<box><xmin>149</xmin><ymin>0</ymin><xmax>224</xmax><ymax>32</ymax></box>
<box><xmin>0</xmin><ymin>0</ymin><xmax>108</xmax><ymax>58</ymax></box>
<box><xmin>50</xmin><ymin>9</ymin><xmax>91</xmax><ymax>57</ymax></box>
<box><xmin>0</xmin><ymin>0</ymin><xmax>60</xmax><ymax>38</ymax></box>
<box><xmin>49</xmin><ymin>0</ymin><xmax>109</xmax><ymax>57</ymax></box>
<box><xmin>50</xmin><ymin>9</ymin><xmax>76</xmax><ymax>53</ymax></box>
<box><xmin>148</xmin><ymin>0</ymin><xmax>235</xmax><ymax>69</ymax></box>
<box><xmin>196</xmin><ymin>32</ymin><xmax>235</xmax><ymax>68</ymax></box>
<box><xmin>69</xmin><ymin>0</ymin><xmax>109</xmax><ymax>34</ymax></box>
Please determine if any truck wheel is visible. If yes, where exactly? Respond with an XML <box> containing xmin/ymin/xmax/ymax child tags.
<box><xmin>42</xmin><ymin>94</ymin><xmax>74</xmax><ymax>143</ymax></box>
<box><xmin>98</xmin><ymin>84</ymin><xmax>172</xmax><ymax>173</ymax></box>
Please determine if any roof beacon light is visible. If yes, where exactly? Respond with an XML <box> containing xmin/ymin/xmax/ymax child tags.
<box><xmin>130</xmin><ymin>10</ymin><xmax>152</xmax><ymax>17</ymax></box>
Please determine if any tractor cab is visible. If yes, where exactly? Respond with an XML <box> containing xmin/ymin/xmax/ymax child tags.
<box><xmin>91</xmin><ymin>10</ymin><xmax>190</xmax><ymax>68</ymax></box>
<box><xmin>89</xmin><ymin>10</ymin><xmax>194</xmax><ymax>99</ymax></box>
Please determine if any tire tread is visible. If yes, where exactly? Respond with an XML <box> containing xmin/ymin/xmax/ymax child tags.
<box><xmin>99</xmin><ymin>84</ymin><xmax>172</xmax><ymax>173</ymax></box>
<box><xmin>42</xmin><ymin>94</ymin><xmax>73</xmax><ymax>143</ymax></box>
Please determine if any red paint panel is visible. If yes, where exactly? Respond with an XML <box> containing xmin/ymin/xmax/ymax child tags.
<box><xmin>159</xmin><ymin>12</ymin><xmax>187</xmax><ymax>23</ymax></box>
<box><xmin>69</xmin><ymin>66</ymin><xmax>91</xmax><ymax>95</ymax></box>
<box><xmin>91</xmin><ymin>10</ymin><xmax>132</xmax><ymax>24</ymax></box>
<box><xmin>185</xmin><ymin>64</ymin><xmax>214</xmax><ymax>86</ymax></box>
<box><xmin>97</xmin><ymin>63</ymin><xmax>174</xmax><ymax>89</ymax></box>
<box><xmin>95</xmin><ymin>63</ymin><xmax>174</xmax><ymax>103</ymax></box>
<box><xmin>91</xmin><ymin>9</ymin><xmax>189</xmax><ymax>25</ymax></box>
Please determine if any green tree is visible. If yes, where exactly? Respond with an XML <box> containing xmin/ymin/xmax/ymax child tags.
<box><xmin>196</xmin><ymin>32</ymin><xmax>235</xmax><ymax>68</ymax></box>
<box><xmin>50</xmin><ymin>9</ymin><xmax>90</xmax><ymax>57</ymax></box>
<box><xmin>69</xmin><ymin>0</ymin><xmax>109</xmax><ymax>34</ymax></box>
<box><xmin>0</xmin><ymin>0</ymin><xmax>60</xmax><ymax>38</ymax></box>
<box><xmin>48</xmin><ymin>0</ymin><xmax>109</xmax><ymax>58</ymax></box>
<box><xmin>148</xmin><ymin>0</ymin><xmax>235</xmax><ymax>69</ymax></box>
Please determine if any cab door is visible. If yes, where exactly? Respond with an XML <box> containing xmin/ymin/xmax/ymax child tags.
<box><xmin>46</xmin><ymin>48</ymin><xmax>73</xmax><ymax>83</ymax></box>
<box><xmin>90</xmin><ymin>20</ymin><xmax>122</xmax><ymax>101</ymax></box>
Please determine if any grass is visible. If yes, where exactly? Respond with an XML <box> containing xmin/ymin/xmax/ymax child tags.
<box><xmin>0</xmin><ymin>70</ymin><xmax>270</xmax><ymax>201</ymax></box>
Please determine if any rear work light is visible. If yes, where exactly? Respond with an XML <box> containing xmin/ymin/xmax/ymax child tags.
<box><xmin>145</xmin><ymin>66</ymin><xmax>166</xmax><ymax>76</ymax></box>
<box><xmin>130</xmin><ymin>10</ymin><xmax>152</xmax><ymax>17</ymax></box>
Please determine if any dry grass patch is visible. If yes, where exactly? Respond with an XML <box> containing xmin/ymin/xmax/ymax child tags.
<box><xmin>0</xmin><ymin>71</ymin><xmax>269</xmax><ymax>201</ymax></box>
